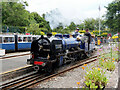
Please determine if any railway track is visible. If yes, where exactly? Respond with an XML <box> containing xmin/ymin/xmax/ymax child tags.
<box><xmin>1</xmin><ymin>54</ymin><xmax>99</xmax><ymax>89</ymax></box>
<box><xmin>0</xmin><ymin>72</ymin><xmax>45</xmax><ymax>90</ymax></box>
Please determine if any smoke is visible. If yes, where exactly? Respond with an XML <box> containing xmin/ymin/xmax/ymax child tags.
<box><xmin>45</xmin><ymin>8</ymin><xmax>67</xmax><ymax>29</ymax></box>
<box><xmin>45</xmin><ymin>8</ymin><xmax>81</xmax><ymax>29</ymax></box>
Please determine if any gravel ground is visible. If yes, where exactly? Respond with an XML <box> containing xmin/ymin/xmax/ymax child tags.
<box><xmin>35</xmin><ymin>60</ymin><xmax>119</xmax><ymax>89</ymax></box>
<box><xmin>34</xmin><ymin>44</ymin><xmax>119</xmax><ymax>89</ymax></box>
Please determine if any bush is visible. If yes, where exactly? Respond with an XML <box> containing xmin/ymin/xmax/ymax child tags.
<box><xmin>99</xmin><ymin>59</ymin><xmax>115</xmax><ymax>71</ymax></box>
<box><xmin>84</xmin><ymin>68</ymin><xmax>108</xmax><ymax>89</ymax></box>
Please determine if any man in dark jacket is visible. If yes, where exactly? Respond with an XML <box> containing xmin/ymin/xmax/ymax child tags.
<box><xmin>84</xmin><ymin>29</ymin><xmax>91</xmax><ymax>51</ymax></box>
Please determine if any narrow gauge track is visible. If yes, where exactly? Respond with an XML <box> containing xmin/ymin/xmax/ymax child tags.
<box><xmin>1</xmin><ymin>54</ymin><xmax>100</xmax><ymax>90</ymax></box>
<box><xmin>0</xmin><ymin>72</ymin><xmax>45</xmax><ymax>90</ymax></box>
<box><xmin>0</xmin><ymin>53</ymin><xmax>30</xmax><ymax>59</ymax></box>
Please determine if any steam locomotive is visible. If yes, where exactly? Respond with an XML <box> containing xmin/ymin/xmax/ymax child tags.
<box><xmin>27</xmin><ymin>33</ymin><xmax>95</xmax><ymax>73</ymax></box>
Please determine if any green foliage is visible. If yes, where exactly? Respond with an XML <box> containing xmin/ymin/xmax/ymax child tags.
<box><xmin>2</xmin><ymin>1</ymin><xmax>51</xmax><ymax>34</ymax></box>
<box><xmin>105</xmin><ymin>0</ymin><xmax>120</xmax><ymax>32</ymax></box>
<box><xmin>2</xmin><ymin>2</ymin><xmax>30</xmax><ymax>26</ymax></box>
<box><xmin>69</xmin><ymin>22</ymin><xmax>76</xmax><ymax>30</ymax></box>
<box><xmin>31</xmin><ymin>12</ymin><xmax>51</xmax><ymax>31</ymax></box>
<box><xmin>26</xmin><ymin>23</ymin><xmax>40</xmax><ymax>35</ymax></box>
<box><xmin>84</xmin><ymin>18</ymin><xmax>105</xmax><ymax>31</ymax></box>
<box><xmin>2</xmin><ymin>25</ymin><xmax>21</xmax><ymax>33</ymax></box>
<box><xmin>104</xmin><ymin>60</ymin><xmax>115</xmax><ymax>71</ymax></box>
<box><xmin>52</xmin><ymin>23</ymin><xmax>73</xmax><ymax>34</ymax></box>
<box><xmin>18</xmin><ymin>26</ymin><xmax>26</xmax><ymax>33</ymax></box>
<box><xmin>85</xmin><ymin>68</ymin><xmax>108</xmax><ymax>89</ymax></box>
<box><xmin>98</xmin><ymin>44</ymin><xmax>118</xmax><ymax>71</ymax></box>
<box><xmin>99</xmin><ymin>58</ymin><xmax>115</xmax><ymax>71</ymax></box>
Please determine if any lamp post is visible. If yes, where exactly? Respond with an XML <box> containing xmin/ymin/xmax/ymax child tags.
<box><xmin>99</xmin><ymin>5</ymin><xmax>101</xmax><ymax>35</ymax></box>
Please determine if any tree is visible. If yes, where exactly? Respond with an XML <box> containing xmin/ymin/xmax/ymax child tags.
<box><xmin>26</xmin><ymin>23</ymin><xmax>40</xmax><ymax>35</ymax></box>
<box><xmin>105</xmin><ymin>0</ymin><xmax>120</xmax><ymax>32</ymax></box>
<box><xmin>68</xmin><ymin>22</ymin><xmax>76</xmax><ymax>30</ymax></box>
<box><xmin>31</xmin><ymin>12</ymin><xmax>51</xmax><ymax>32</ymax></box>
<box><xmin>2</xmin><ymin>1</ymin><xmax>52</xmax><ymax>34</ymax></box>
<box><xmin>2</xmin><ymin>2</ymin><xmax>30</xmax><ymax>26</ymax></box>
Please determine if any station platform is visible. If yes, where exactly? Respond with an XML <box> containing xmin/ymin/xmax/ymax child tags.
<box><xmin>0</xmin><ymin>51</ymin><xmax>31</xmax><ymax>74</ymax></box>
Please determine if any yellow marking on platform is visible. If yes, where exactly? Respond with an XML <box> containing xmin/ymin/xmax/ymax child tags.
<box><xmin>0</xmin><ymin>65</ymin><xmax>32</xmax><ymax>75</ymax></box>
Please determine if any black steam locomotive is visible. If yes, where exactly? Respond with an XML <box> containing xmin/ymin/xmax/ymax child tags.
<box><xmin>27</xmin><ymin>34</ymin><xmax>95</xmax><ymax>73</ymax></box>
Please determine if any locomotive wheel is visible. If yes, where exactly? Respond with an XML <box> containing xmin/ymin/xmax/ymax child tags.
<box><xmin>46</xmin><ymin>67</ymin><xmax>53</xmax><ymax>75</ymax></box>
<box><xmin>45</xmin><ymin>62</ymin><xmax>53</xmax><ymax>75</ymax></box>
<box><xmin>80</xmin><ymin>52</ymin><xmax>86</xmax><ymax>59</ymax></box>
<box><xmin>86</xmin><ymin>51</ymin><xmax>91</xmax><ymax>58</ymax></box>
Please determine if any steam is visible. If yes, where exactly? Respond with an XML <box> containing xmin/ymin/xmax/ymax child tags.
<box><xmin>45</xmin><ymin>8</ymin><xmax>81</xmax><ymax>29</ymax></box>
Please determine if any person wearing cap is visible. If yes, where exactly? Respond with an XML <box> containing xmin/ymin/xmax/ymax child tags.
<box><xmin>72</xmin><ymin>28</ymin><xmax>81</xmax><ymax>38</ymax></box>
<box><xmin>84</xmin><ymin>29</ymin><xmax>91</xmax><ymax>51</ymax></box>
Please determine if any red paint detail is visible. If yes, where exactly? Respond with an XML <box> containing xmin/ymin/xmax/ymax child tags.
<box><xmin>32</xmin><ymin>54</ymin><xmax>34</xmax><ymax>59</ymax></box>
<box><xmin>34</xmin><ymin>61</ymin><xmax>44</xmax><ymax>65</ymax></box>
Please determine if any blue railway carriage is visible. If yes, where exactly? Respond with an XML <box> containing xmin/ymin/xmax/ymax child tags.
<box><xmin>17</xmin><ymin>35</ymin><xmax>32</xmax><ymax>50</ymax></box>
<box><xmin>0</xmin><ymin>35</ymin><xmax>15</xmax><ymax>51</ymax></box>
<box><xmin>0</xmin><ymin>34</ymin><xmax>41</xmax><ymax>52</ymax></box>
<box><xmin>17</xmin><ymin>35</ymin><xmax>41</xmax><ymax>50</ymax></box>
<box><xmin>17</xmin><ymin>35</ymin><xmax>41</xmax><ymax>51</ymax></box>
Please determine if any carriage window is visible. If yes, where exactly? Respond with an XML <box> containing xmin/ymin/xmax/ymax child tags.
<box><xmin>23</xmin><ymin>37</ymin><xmax>28</xmax><ymax>42</ymax></box>
<box><xmin>28</xmin><ymin>37</ymin><xmax>31</xmax><ymax>42</ymax></box>
<box><xmin>32</xmin><ymin>37</ymin><xmax>36</xmax><ymax>41</ymax></box>
<box><xmin>8</xmin><ymin>37</ymin><xmax>14</xmax><ymax>42</ymax></box>
<box><xmin>4</xmin><ymin>37</ymin><xmax>8</xmax><ymax>43</ymax></box>
<box><xmin>3</xmin><ymin>37</ymin><xmax>14</xmax><ymax>43</ymax></box>
<box><xmin>18</xmin><ymin>37</ymin><xmax>22</xmax><ymax>42</ymax></box>
<box><xmin>0</xmin><ymin>37</ymin><xmax>2</xmax><ymax>43</ymax></box>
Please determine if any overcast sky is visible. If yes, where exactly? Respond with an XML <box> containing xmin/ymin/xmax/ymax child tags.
<box><xmin>25</xmin><ymin>0</ymin><xmax>113</xmax><ymax>26</ymax></box>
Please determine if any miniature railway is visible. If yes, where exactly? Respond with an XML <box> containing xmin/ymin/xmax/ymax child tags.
<box><xmin>1</xmin><ymin>54</ymin><xmax>99</xmax><ymax>90</ymax></box>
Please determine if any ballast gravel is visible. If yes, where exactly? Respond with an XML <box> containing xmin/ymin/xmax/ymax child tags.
<box><xmin>35</xmin><ymin>60</ymin><xmax>119</xmax><ymax>88</ymax></box>
<box><xmin>34</xmin><ymin>44</ymin><xmax>119</xmax><ymax>88</ymax></box>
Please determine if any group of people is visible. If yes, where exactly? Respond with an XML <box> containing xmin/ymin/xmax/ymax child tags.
<box><xmin>73</xmin><ymin>28</ymin><xmax>92</xmax><ymax>50</ymax></box>
<box><xmin>72</xmin><ymin>28</ymin><xmax>91</xmax><ymax>38</ymax></box>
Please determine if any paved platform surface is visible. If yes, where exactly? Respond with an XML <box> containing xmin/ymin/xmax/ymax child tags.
<box><xmin>0</xmin><ymin>54</ymin><xmax>30</xmax><ymax>74</ymax></box>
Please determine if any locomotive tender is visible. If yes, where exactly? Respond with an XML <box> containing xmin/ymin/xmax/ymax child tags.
<box><xmin>27</xmin><ymin>34</ymin><xmax>95</xmax><ymax>73</ymax></box>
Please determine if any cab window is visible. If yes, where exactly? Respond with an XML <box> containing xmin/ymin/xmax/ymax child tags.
<box><xmin>23</xmin><ymin>37</ymin><xmax>28</xmax><ymax>42</ymax></box>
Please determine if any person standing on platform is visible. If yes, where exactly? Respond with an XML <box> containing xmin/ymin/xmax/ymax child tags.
<box><xmin>84</xmin><ymin>29</ymin><xmax>91</xmax><ymax>50</ymax></box>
